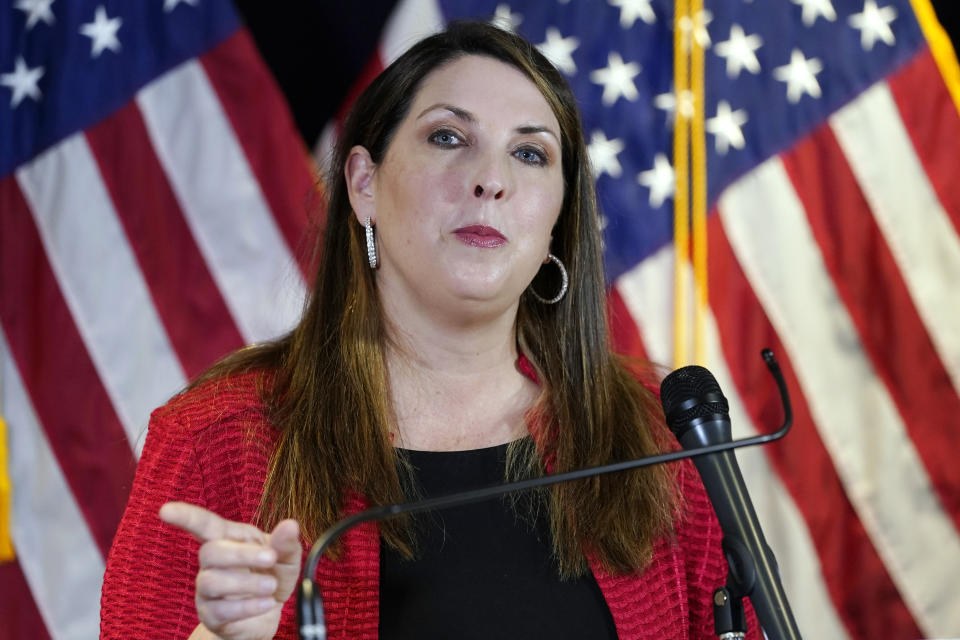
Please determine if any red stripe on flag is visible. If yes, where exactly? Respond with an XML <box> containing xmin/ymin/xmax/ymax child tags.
<box><xmin>887</xmin><ymin>49</ymin><xmax>960</xmax><ymax>236</ymax></box>
<box><xmin>0</xmin><ymin>177</ymin><xmax>135</xmax><ymax>557</ymax></box>
<box><xmin>0</xmin><ymin>559</ymin><xmax>51</xmax><ymax>640</ymax></box>
<box><xmin>200</xmin><ymin>29</ymin><xmax>319</xmax><ymax>277</ymax></box>
<box><xmin>85</xmin><ymin>103</ymin><xmax>245</xmax><ymax>378</ymax></box>
<box><xmin>781</xmin><ymin>125</ymin><xmax>960</xmax><ymax>526</ymax></box>
<box><xmin>607</xmin><ymin>286</ymin><xmax>649</xmax><ymax>361</ymax></box>
<box><xmin>707</xmin><ymin>213</ymin><xmax>923</xmax><ymax>640</ymax></box>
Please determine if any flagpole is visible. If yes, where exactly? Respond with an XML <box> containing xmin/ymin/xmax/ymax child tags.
<box><xmin>690</xmin><ymin>0</ymin><xmax>708</xmax><ymax>366</ymax></box>
<box><xmin>0</xmin><ymin>341</ymin><xmax>14</xmax><ymax>562</ymax></box>
<box><xmin>673</xmin><ymin>0</ymin><xmax>692</xmax><ymax>368</ymax></box>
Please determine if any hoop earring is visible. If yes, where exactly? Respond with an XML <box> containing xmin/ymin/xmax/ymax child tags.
<box><xmin>365</xmin><ymin>217</ymin><xmax>378</xmax><ymax>269</ymax></box>
<box><xmin>529</xmin><ymin>254</ymin><xmax>568</xmax><ymax>304</ymax></box>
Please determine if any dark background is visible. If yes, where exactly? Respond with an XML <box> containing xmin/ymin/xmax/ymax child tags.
<box><xmin>233</xmin><ymin>1</ymin><xmax>960</xmax><ymax>151</ymax></box>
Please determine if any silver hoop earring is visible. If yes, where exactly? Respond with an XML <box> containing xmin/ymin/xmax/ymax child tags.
<box><xmin>529</xmin><ymin>254</ymin><xmax>568</xmax><ymax>304</ymax></box>
<box><xmin>365</xmin><ymin>217</ymin><xmax>378</xmax><ymax>269</ymax></box>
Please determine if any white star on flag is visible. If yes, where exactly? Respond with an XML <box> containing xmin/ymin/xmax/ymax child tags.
<box><xmin>714</xmin><ymin>24</ymin><xmax>763</xmax><ymax>78</ymax></box>
<box><xmin>491</xmin><ymin>4</ymin><xmax>523</xmax><ymax>33</ymax></box>
<box><xmin>590</xmin><ymin>52</ymin><xmax>641</xmax><ymax>106</ymax></box>
<box><xmin>80</xmin><ymin>6</ymin><xmax>122</xmax><ymax>58</ymax></box>
<box><xmin>163</xmin><ymin>0</ymin><xmax>198</xmax><ymax>12</ymax></box>
<box><xmin>706</xmin><ymin>100</ymin><xmax>748</xmax><ymax>155</ymax></box>
<box><xmin>637</xmin><ymin>153</ymin><xmax>675</xmax><ymax>208</ymax></box>
<box><xmin>14</xmin><ymin>0</ymin><xmax>55</xmax><ymax>30</ymax></box>
<box><xmin>791</xmin><ymin>0</ymin><xmax>837</xmax><ymax>27</ymax></box>
<box><xmin>678</xmin><ymin>10</ymin><xmax>713</xmax><ymax>52</ymax></box>
<box><xmin>773</xmin><ymin>48</ymin><xmax>823</xmax><ymax>103</ymax></box>
<box><xmin>537</xmin><ymin>27</ymin><xmax>579</xmax><ymax>75</ymax></box>
<box><xmin>654</xmin><ymin>88</ymin><xmax>695</xmax><ymax>125</ymax></box>
<box><xmin>608</xmin><ymin>0</ymin><xmax>656</xmax><ymax>28</ymax></box>
<box><xmin>848</xmin><ymin>0</ymin><xmax>897</xmax><ymax>51</ymax></box>
<box><xmin>1</xmin><ymin>56</ymin><xmax>44</xmax><ymax>107</ymax></box>
<box><xmin>587</xmin><ymin>130</ymin><xmax>625</xmax><ymax>178</ymax></box>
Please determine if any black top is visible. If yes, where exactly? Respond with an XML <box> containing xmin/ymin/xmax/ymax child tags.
<box><xmin>379</xmin><ymin>442</ymin><xmax>619</xmax><ymax>640</ymax></box>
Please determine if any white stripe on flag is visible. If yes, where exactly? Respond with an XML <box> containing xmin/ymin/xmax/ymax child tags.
<box><xmin>829</xmin><ymin>82</ymin><xmax>960</xmax><ymax>395</ymax></box>
<box><xmin>2</xmin><ymin>330</ymin><xmax>104</xmax><ymax>640</ymax></box>
<box><xmin>136</xmin><ymin>61</ymin><xmax>306</xmax><ymax>344</ymax></box>
<box><xmin>613</xmin><ymin>245</ymin><xmax>687</xmax><ymax>367</ymax></box>
<box><xmin>615</xmin><ymin>249</ymin><xmax>851</xmax><ymax>640</ymax></box>
<box><xmin>380</xmin><ymin>0</ymin><xmax>445</xmax><ymax>65</ymax></box>
<box><xmin>15</xmin><ymin>135</ymin><xmax>187</xmax><ymax>456</ymax></box>
<box><xmin>718</xmin><ymin>156</ymin><xmax>960</xmax><ymax>637</ymax></box>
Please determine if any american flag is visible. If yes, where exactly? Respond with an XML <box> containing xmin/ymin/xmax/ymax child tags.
<box><xmin>1</xmin><ymin>0</ymin><xmax>958</xmax><ymax>638</ymax></box>
<box><xmin>0</xmin><ymin>0</ymin><xmax>314</xmax><ymax>636</ymax></box>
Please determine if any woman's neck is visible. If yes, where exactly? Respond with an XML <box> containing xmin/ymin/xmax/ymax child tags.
<box><xmin>383</xmin><ymin>302</ymin><xmax>538</xmax><ymax>452</ymax></box>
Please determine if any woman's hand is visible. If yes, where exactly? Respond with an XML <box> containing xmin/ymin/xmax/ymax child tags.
<box><xmin>159</xmin><ymin>502</ymin><xmax>301</xmax><ymax>640</ymax></box>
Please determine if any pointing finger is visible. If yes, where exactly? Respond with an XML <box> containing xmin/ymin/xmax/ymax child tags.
<box><xmin>159</xmin><ymin>502</ymin><xmax>266</xmax><ymax>544</ymax></box>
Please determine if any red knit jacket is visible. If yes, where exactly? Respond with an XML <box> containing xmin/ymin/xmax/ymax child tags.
<box><xmin>100</xmin><ymin>371</ymin><xmax>758</xmax><ymax>639</ymax></box>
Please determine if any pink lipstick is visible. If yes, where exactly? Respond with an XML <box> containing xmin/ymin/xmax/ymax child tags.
<box><xmin>453</xmin><ymin>225</ymin><xmax>507</xmax><ymax>248</ymax></box>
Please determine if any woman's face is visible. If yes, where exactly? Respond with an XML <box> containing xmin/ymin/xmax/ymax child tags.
<box><xmin>348</xmin><ymin>54</ymin><xmax>565</xmax><ymax>325</ymax></box>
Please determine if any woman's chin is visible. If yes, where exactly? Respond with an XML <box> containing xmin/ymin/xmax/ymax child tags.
<box><xmin>430</xmin><ymin>284</ymin><xmax>521</xmax><ymax>323</ymax></box>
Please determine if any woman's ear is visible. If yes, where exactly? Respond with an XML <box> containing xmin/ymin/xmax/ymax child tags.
<box><xmin>345</xmin><ymin>145</ymin><xmax>377</xmax><ymax>224</ymax></box>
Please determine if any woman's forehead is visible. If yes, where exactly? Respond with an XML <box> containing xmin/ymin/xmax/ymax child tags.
<box><xmin>408</xmin><ymin>55</ymin><xmax>560</xmax><ymax>132</ymax></box>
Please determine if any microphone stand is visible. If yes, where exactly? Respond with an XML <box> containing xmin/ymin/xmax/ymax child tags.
<box><xmin>298</xmin><ymin>351</ymin><xmax>795</xmax><ymax>640</ymax></box>
<box><xmin>694</xmin><ymin>350</ymin><xmax>801</xmax><ymax>640</ymax></box>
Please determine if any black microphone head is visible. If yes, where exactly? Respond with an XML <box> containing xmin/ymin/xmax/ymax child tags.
<box><xmin>660</xmin><ymin>365</ymin><xmax>730</xmax><ymax>438</ymax></box>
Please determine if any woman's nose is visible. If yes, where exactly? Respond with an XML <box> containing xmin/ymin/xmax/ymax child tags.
<box><xmin>472</xmin><ymin>162</ymin><xmax>508</xmax><ymax>200</ymax></box>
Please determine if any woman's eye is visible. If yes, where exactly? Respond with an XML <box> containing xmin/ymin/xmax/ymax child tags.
<box><xmin>429</xmin><ymin>129</ymin><xmax>463</xmax><ymax>147</ymax></box>
<box><xmin>515</xmin><ymin>146</ymin><xmax>548</xmax><ymax>167</ymax></box>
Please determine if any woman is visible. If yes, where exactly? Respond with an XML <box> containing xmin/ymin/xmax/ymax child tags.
<box><xmin>100</xmin><ymin>21</ymin><xmax>756</xmax><ymax>640</ymax></box>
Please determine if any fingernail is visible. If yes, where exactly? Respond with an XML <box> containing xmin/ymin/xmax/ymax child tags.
<box><xmin>259</xmin><ymin>577</ymin><xmax>276</xmax><ymax>593</ymax></box>
<box><xmin>257</xmin><ymin>598</ymin><xmax>274</xmax><ymax>611</ymax></box>
<box><xmin>256</xmin><ymin>550</ymin><xmax>274</xmax><ymax>563</ymax></box>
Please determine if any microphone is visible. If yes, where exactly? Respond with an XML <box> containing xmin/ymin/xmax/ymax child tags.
<box><xmin>660</xmin><ymin>354</ymin><xmax>802</xmax><ymax>640</ymax></box>
<box><xmin>299</xmin><ymin>351</ymin><xmax>797</xmax><ymax>640</ymax></box>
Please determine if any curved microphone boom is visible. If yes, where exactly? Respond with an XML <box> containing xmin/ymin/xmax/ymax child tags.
<box><xmin>661</xmin><ymin>350</ymin><xmax>802</xmax><ymax>640</ymax></box>
<box><xmin>299</xmin><ymin>350</ymin><xmax>795</xmax><ymax>640</ymax></box>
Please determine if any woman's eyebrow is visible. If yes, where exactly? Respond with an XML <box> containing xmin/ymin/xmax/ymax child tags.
<box><xmin>416</xmin><ymin>103</ymin><xmax>476</xmax><ymax>123</ymax></box>
<box><xmin>516</xmin><ymin>125</ymin><xmax>559</xmax><ymax>143</ymax></box>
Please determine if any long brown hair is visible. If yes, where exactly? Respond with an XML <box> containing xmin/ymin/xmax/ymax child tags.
<box><xmin>196</xmin><ymin>21</ymin><xmax>676</xmax><ymax>577</ymax></box>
